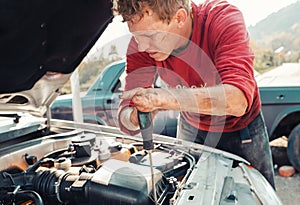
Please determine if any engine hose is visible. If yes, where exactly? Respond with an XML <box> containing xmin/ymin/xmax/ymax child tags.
<box><xmin>33</xmin><ymin>169</ymin><xmax>69</xmax><ymax>204</ymax></box>
<box><xmin>13</xmin><ymin>190</ymin><xmax>44</xmax><ymax>205</ymax></box>
<box><xmin>32</xmin><ymin>168</ymin><xmax>156</xmax><ymax>205</ymax></box>
<box><xmin>158</xmin><ymin>145</ymin><xmax>196</xmax><ymax>204</ymax></box>
<box><xmin>26</xmin><ymin>148</ymin><xmax>68</xmax><ymax>173</ymax></box>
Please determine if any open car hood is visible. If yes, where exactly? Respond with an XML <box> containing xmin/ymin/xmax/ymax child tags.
<box><xmin>0</xmin><ymin>0</ymin><xmax>113</xmax><ymax>117</ymax></box>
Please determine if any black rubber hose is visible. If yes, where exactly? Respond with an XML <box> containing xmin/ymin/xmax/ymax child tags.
<box><xmin>14</xmin><ymin>190</ymin><xmax>44</xmax><ymax>205</ymax></box>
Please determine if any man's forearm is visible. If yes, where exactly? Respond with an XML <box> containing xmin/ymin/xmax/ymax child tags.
<box><xmin>121</xmin><ymin>84</ymin><xmax>248</xmax><ymax>117</ymax></box>
<box><xmin>164</xmin><ymin>84</ymin><xmax>248</xmax><ymax>116</ymax></box>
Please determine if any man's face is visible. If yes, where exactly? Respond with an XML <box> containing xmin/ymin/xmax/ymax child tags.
<box><xmin>128</xmin><ymin>10</ymin><xmax>183</xmax><ymax>61</ymax></box>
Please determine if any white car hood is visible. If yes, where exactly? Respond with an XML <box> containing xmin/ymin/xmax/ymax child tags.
<box><xmin>0</xmin><ymin>73</ymin><xmax>71</xmax><ymax>117</ymax></box>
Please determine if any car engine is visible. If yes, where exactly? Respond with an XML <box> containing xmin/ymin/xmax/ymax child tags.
<box><xmin>0</xmin><ymin>128</ymin><xmax>193</xmax><ymax>205</ymax></box>
<box><xmin>0</xmin><ymin>119</ymin><xmax>283</xmax><ymax>205</ymax></box>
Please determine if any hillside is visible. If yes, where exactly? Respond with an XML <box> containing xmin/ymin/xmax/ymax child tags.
<box><xmin>248</xmin><ymin>1</ymin><xmax>300</xmax><ymax>51</ymax></box>
<box><xmin>248</xmin><ymin>1</ymin><xmax>300</xmax><ymax>72</ymax></box>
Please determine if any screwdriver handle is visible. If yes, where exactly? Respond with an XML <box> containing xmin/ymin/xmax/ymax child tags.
<box><xmin>137</xmin><ymin>111</ymin><xmax>158</xmax><ymax>204</ymax></box>
<box><xmin>137</xmin><ymin>111</ymin><xmax>154</xmax><ymax>150</ymax></box>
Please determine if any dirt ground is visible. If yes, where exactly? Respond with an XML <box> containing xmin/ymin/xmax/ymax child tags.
<box><xmin>274</xmin><ymin>172</ymin><xmax>300</xmax><ymax>205</ymax></box>
<box><xmin>271</xmin><ymin>137</ymin><xmax>300</xmax><ymax>205</ymax></box>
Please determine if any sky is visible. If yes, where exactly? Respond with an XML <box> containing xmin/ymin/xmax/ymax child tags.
<box><xmin>220</xmin><ymin>0</ymin><xmax>299</xmax><ymax>26</ymax></box>
<box><xmin>88</xmin><ymin>0</ymin><xmax>299</xmax><ymax>59</ymax></box>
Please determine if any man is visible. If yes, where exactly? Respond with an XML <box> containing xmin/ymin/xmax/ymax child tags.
<box><xmin>114</xmin><ymin>0</ymin><xmax>275</xmax><ymax>188</ymax></box>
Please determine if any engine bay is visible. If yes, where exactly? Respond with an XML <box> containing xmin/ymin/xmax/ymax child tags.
<box><xmin>0</xmin><ymin>127</ymin><xmax>193</xmax><ymax>205</ymax></box>
<box><xmin>0</xmin><ymin>120</ymin><xmax>282</xmax><ymax>205</ymax></box>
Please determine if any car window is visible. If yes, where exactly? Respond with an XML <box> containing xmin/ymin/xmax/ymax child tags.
<box><xmin>113</xmin><ymin>68</ymin><xmax>127</xmax><ymax>93</ymax></box>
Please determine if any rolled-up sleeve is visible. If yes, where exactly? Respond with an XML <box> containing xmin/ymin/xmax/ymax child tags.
<box><xmin>208</xmin><ymin>2</ymin><xmax>256</xmax><ymax>112</ymax></box>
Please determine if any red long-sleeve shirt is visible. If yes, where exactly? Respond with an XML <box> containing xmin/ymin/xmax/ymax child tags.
<box><xmin>118</xmin><ymin>0</ymin><xmax>260</xmax><ymax>135</ymax></box>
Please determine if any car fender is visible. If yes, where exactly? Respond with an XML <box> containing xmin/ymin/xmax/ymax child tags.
<box><xmin>269</xmin><ymin>105</ymin><xmax>300</xmax><ymax>137</ymax></box>
<box><xmin>83</xmin><ymin>115</ymin><xmax>107</xmax><ymax>125</ymax></box>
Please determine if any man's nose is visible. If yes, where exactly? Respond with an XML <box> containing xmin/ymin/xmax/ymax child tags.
<box><xmin>136</xmin><ymin>37</ymin><xmax>151</xmax><ymax>52</ymax></box>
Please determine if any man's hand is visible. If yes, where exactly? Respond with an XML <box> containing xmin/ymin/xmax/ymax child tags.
<box><xmin>129</xmin><ymin>107</ymin><xmax>139</xmax><ymax>127</ymax></box>
<box><xmin>120</xmin><ymin>88</ymin><xmax>164</xmax><ymax>112</ymax></box>
<box><xmin>120</xmin><ymin>88</ymin><xmax>168</xmax><ymax>127</ymax></box>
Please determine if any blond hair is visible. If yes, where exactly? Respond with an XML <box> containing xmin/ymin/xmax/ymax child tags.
<box><xmin>113</xmin><ymin>0</ymin><xmax>191</xmax><ymax>23</ymax></box>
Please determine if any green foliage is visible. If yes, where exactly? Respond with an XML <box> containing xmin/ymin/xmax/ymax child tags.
<box><xmin>249</xmin><ymin>1</ymin><xmax>300</xmax><ymax>73</ymax></box>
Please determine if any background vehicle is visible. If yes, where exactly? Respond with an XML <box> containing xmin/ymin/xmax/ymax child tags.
<box><xmin>51</xmin><ymin>59</ymin><xmax>178</xmax><ymax>137</ymax></box>
<box><xmin>256</xmin><ymin>62</ymin><xmax>300</xmax><ymax>172</ymax></box>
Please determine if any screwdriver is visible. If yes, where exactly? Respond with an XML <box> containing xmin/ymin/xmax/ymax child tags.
<box><xmin>137</xmin><ymin>111</ymin><xmax>158</xmax><ymax>204</ymax></box>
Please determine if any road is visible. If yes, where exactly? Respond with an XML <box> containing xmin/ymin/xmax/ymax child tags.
<box><xmin>275</xmin><ymin>172</ymin><xmax>300</xmax><ymax>205</ymax></box>
<box><xmin>257</xmin><ymin>63</ymin><xmax>300</xmax><ymax>87</ymax></box>
<box><xmin>271</xmin><ymin>138</ymin><xmax>300</xmax><ymax>205</ymax></box>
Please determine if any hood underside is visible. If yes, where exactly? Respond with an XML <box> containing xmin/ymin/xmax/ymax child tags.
<box><xmin>0</xmin><ymin>0</ymin><xmax>113</xmax><ymax>116</ymax></box>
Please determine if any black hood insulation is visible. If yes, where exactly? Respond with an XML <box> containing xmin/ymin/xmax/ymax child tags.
<box><xmin>0</xmin><ymin>0</ymin><xmax>113</xmax><ymax>93</ymax></box>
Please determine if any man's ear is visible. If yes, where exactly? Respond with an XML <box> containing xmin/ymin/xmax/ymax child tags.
<box><xmin>144</xmin><ymin>6</ymin><xmax>154</xmax><ymax>17</ymax></box>
<box><xmin>174</xmin><ymin>8</ymin><xmax>188</xmax><ymax>27</ymax></box>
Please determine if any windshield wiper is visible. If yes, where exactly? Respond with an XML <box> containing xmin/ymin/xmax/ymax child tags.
<box><xmin>0</xmin><ymin>114</ymin><xmax>21</xmax><ymax>123</ymax></box>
